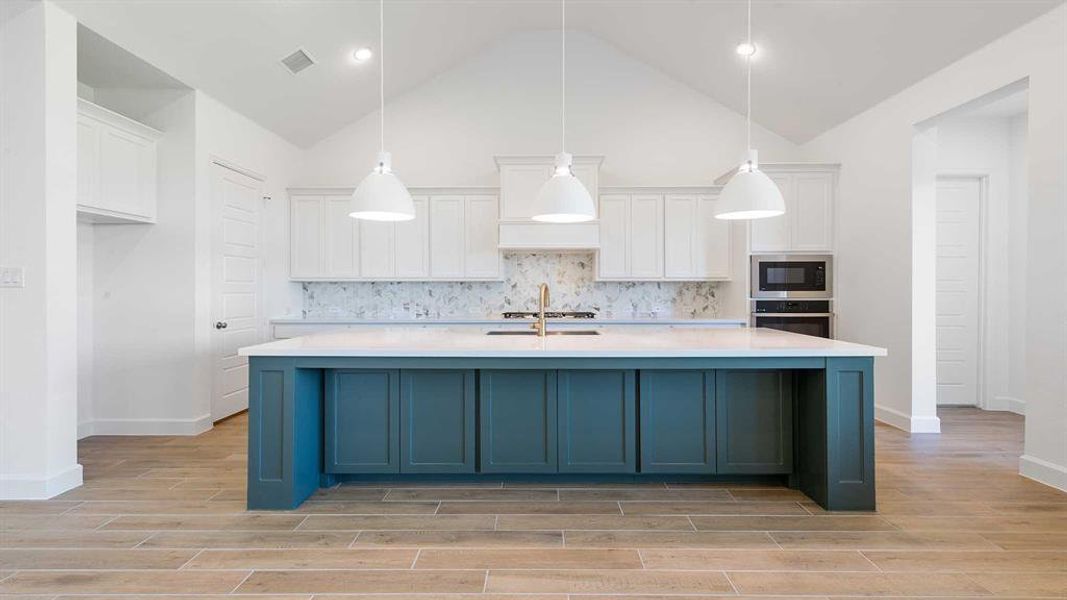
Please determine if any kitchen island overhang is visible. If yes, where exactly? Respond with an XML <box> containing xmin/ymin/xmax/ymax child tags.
<box><xmin>239</xmin><ymin>327</ymin><xmax>886</xmax><ymax>512</ymax></box>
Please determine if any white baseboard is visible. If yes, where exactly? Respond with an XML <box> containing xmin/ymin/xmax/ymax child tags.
<box><xmin>1019</xmin><ymin>454</ymin><xmax>1067</xmax><ymax>492</ymax></box>
<box><xmin>999</xmin><ymin>396</ymin><xmax>1026</xmax><ymax>416</ymax></box>
<box><xmin>0</xmin><ymin>464</ymin><xmax>83</xmax><ymax>500</ymax></box>
<box><xmin>80</xmin><ymin>414</ymin><xmax>213</xmax><ymax>437</ymax></box>
<box><xmin>77</xmin><ymin>420</ymin><xmax>94</xmax><ymax>440</ymax></box>
<box><xmin>875</xmin><ymin>404</ymin><xmax>941</xmax><ymax>433</ymax></box>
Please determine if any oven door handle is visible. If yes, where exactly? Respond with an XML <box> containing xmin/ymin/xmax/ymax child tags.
<box><xmin>751</xmin><ymin>313</ymin><xmax>835</xmax><ymax>317</ymax></box>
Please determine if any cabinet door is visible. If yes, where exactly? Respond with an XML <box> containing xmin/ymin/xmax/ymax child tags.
<box><xmin>400</xmin><ymin>370</ymin><xmax>476</xmax><ymax>473</ymax></box>
<box><xmin>630</xmin><ymin>194</ymin><xmax>664</xmax><ymax>279</ymax></box>
<box><xmin>480</xmin><ymin>370</ymin><xmax>557</xmax><ymax>473</ymax></box>
<box><xmin>598</xmin><ymin>195</ymin><xmax>630</xmax><ymax>278</ymax></box>
<box><xmin>98</xmin><ymin>125</ymin><xmax>154</xmax><ymax>217</ymax></box>
<box><xmin>664</xmin><ymin>194</ymin><xmax>698</xmax><ymax>278</ymax></box>
<box><xmin>77</xmin><ymin>117</ymin><xmax>99</xmax><ymax>209</ymax></box>
<box><xmin>558</xmin><ymin>370</ymin><xmax>636</xmax><ymax>473</ymax></box>
<box><xmin>716</xmin><ymin>370</ymin><xmax>792</xmax><ymax>474</ymax></box>
<box><xmin>749</xmin><ymin>174</ymin><xmax>792</xmax><ymax>252</ymax></box>
<box><xmin>639</xmin><ymin>370</ymin><xmax>716</xmax><ymax>473</ymax></box>
<box><xmin>500</xmin><ymin>164</ymin><xmax>551</xmax><ymax>221</ymax></box>
<box><xmin>792</xmin><ymin>173</ymin><xmax>834</xmax><ymax>252</ymax></box>
<box><xmin>359</xmin><ymin>221</ymin><xmax>395</xmax><ymax>278</ymax></box>
<box><xmin>697</xmin><ymin>194</ymin><xmax>732</xmax><ymax>280</ymax></box>
<box><xmin>324</xmin><ymin>197</ymin><xmax>359</xmax><ymax>278</ymax></box>
<box><xmin>429</xmin><ymin>195</ymin><xmax>466</xmax><ymax>278</ymax></box>
<box><xmin>325</xmin><ymin>370</ymin><xmax>399</xmax><ymax>473</ymax></box>
<box><xmin>464</xmin><ymin>195</ymin><xmax>500</xmax><ymax>278</ymax></box>
<box><xmin>572</xmin><ymin>163</ymin><xmax>599</xmax><ymax>205</ymax></box>
<box><xmin>395</xmin><ymin>196</ymin><xmax>429</xmax><ymax>278</ymax></box>
<box><xmin>290</xmin><ymin>196</ymin><xmax>323</xmax><ymax>278</ymax></box>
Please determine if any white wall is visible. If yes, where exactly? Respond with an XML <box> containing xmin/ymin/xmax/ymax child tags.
<box><xmin>0</xmin><ymin>0</ymin><xmax>82</xmax><ymax>498</ymax></box>
<box><xmin>1006</xmin><ymin>114</ymin><xmax>1029</xmax><ymax>415</ymax></box>
<box><xmin>76</xmin><ymin>221</ymin><xmax>94</xmax><ymax>437</ymax></box>
<box><xmin>79</xmin><ymin>89</ymin><xmax>301</xmax><ymax>435</ymax></box>
<box><xmin>934</xmin><ymin>116</ymin><xmax>1027</xmax><ymax>414</ymax></box>
<box><xmin>802</xmin><ymin>5</ymin><xmax>1065</xmax><ymax>490</ymax></box>
<box><xmin>298</xmin><ymin>31</ymin><xmax>799</xmax><ymax>188</ymax></box>
<box><xmin>87</xmin><ymin>91</ymin><xmax>204</xmax><ymax>434</ymax></box>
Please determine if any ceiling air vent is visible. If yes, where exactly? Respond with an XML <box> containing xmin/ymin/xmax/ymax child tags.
<box><xmin>280</xmin><ymin>48</ymin><xmax>315</xmax><ymax>75</ymax></box>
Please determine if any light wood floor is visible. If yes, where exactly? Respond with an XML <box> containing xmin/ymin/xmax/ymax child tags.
<box><xmin>1</xmin><ymin>408</ymin><xmax>1064</xmax><ymax>598</ymax></box>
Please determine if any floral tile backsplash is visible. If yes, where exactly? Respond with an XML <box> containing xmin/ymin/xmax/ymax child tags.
<box><xmin>303</xmin><ymin>253</ymin><xmax>720</xmax><ymax>319</ymax></box>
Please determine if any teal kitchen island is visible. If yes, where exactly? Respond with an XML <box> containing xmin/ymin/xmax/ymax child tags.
<box><xmin>238</xmin><ymin>326</ymin><xmax>886</xmax><ymax>511</ymax></box>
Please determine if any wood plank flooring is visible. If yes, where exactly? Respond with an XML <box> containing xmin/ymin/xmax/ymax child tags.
<box><xmin>1</xmin><ymin>408</ymin><xmax>1064</xmax><ymax>598</ymax></box>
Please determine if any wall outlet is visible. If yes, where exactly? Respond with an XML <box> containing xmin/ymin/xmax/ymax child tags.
<box><xmin>0</xmin><ymin>266</ymin><xmax>25</xmax><ymax>288</ymax></box>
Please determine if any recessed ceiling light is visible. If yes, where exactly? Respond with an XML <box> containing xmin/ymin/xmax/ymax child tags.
<box><xmin>351</xmin><ymin>47</ymin><xmax>373</xmax><ymax>63</ymax></box>
<box><xmin>736</xmin><ymin>42</ymin><xmax>757</xmax><ymax>57</ymax></box>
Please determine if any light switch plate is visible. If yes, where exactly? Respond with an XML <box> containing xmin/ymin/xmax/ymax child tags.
<box><xmin>0</xmin><ymin>266</ymin><xmax>25</xmax><ymax>288</ymax></box>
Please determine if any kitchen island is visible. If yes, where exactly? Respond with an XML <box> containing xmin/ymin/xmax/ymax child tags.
<box><xmin>239</xmin><ymin>327</ymin><xmax>886</xmax><ymax>511</ymax></box>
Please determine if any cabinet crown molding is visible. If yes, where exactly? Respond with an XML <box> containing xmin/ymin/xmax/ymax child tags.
<box><xmin>77</xmin><ymin>98</ymin><xmax>163</xmax><ymax>140</ymax></box>
<box><xmin>494</xmin><ymin>155</ymin><xmax>605</xmax><ymax>169</ymax></box>
<box><xmin>713</xmin><ymin>162</ymin><xmax>840</xmax><ymax>186</ymax></box>
<box><xmin>288</xmin><ymin>186</ymin><xmax>499</xmax><ymax>197</ymax></box>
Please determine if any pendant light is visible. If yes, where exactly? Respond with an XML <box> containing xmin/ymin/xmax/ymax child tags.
<box><xmin>531</xmin><ymin>0</ymin><xmax>596</xmax><ymax>223</ymax></box>
<box><xmin>350</xmin><ymin>0</ymin><xmax>415</xmax><ymax>222</ymax></box>
<box><xmin>715</xmin><ymin>0</ymin><xmax>785</xmax><ymax>221</ymax></box>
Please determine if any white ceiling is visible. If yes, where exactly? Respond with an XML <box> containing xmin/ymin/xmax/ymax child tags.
<box><xmin>57</xmin><ymin>0</ymin><xmax>1063</xmax><ymax>148</ymax></box>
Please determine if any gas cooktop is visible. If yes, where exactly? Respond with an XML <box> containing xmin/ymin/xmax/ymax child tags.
<box><xmin>502</xmin><ymin>311</ymin><xmax>597</xmax><ymax>320</ymax></box>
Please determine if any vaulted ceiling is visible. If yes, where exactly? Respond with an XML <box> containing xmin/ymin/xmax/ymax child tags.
<box><xmin>57</xmin><ymin>0</ymin><xmax>1063</xmax><ymax>147</ymax></box>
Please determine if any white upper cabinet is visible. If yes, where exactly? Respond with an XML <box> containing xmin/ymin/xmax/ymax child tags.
<box><xmin>629</xmin><ymin>195</ymin><xmax>665</xmax><ymax>279</ymax></box>
<box><xmin>597</xmin><ymin>195</ymin><xmax>630</xmax><ymax>279</ymax></box>
<box><xmin>289</xmin><ymin>189</ymin><xmax>500</xmax><ymax>281</ymax></box>
<box><xmin>358</xmin><ymin>219</ymin><xmax>396</xmax><ymax>278</ymax></box>
<box><xmin>696</xmin><ymin>194</ymin><xmax>732</xmax><ymax>280</ymax></box>
<box><xmin>324</xmin><ymin>197</ymin><xmax>359</xmax><ymax>278</ymax></box>
<box><xmin>463</xmin><ymin>195</ymin><xmax>501</xmax><ymax>279</ymax></box>
<box><xmin>664</xmin><ymin>194</ymin><xmax>699</xmax><ymax>278</ymax></box>
<box><xmin>495</xmin><ymin>155</ymin><xmax>602</xmax><ymax>249</ymax></box>
<box><xmin>430</xmin><ymin>195</ymin><xmax>466</xmax><ymax>279</ymax></box>
<box><xmin>747</xmin><ymin>166</ymin><xmax>837</xmax><ymax>254</ymax></box>
<box><xmin>290</xmin><ymin>196</ymin><xmax>324</xmax><ymax>279</ymax></box>
<box><xmin>394</xmin><ymin>197</ymin><xmax>430</xmax><ymax>278</ymax></box>
<box><xmin>77</xmin><ymin>99</ymin><xmax>161</xmax><ymax>223</ymax></box>
<box><xmin>598</xmin><ymin>189</ymin><xmax>730</xmax><ymax>282</ymax></box>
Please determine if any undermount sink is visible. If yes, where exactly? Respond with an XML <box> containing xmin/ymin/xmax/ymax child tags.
<box><xmin>487</xmin><ymin>330</ymin><xmax>600</xmax><ymax>336</ymax></box>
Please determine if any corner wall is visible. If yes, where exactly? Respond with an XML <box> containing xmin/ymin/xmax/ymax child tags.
<box><xmin>802</xmin><ymin>5</ymin><xmax>1066</xmax><ymax>490</ymax></box>
<box><xmin>0</xmin><ymin>0</ymin><xmax>81</xmax><ymax>498</ymax></box>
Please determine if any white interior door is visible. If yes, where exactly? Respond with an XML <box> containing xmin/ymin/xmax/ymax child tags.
<box><xmin>935</xmin><ymin>177</ymin><xmax>981</xmax><ymax>407</ymax></box>
<box><xmin>211</xmin><ymin>163</ymin><xmax>264</xmax><ymax>421</ymax></box>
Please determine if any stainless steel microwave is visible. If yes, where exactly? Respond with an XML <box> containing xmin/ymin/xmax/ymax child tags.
<box><xmin>750</xmin><ymin>255</ymin><xmax>833</xmax><ymax>299</ymax></box>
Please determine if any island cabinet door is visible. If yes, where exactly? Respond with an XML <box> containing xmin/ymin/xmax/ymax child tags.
<box><xmin>479</xmin><ymin>370</ymin><xmax>558</xmax><ymax>473</ymax></box>
<box><xmin>715</xmin><ymin>370</ymin><xmax>793</xmax><ymax>474</ymax></box>
<box><xmin>324</xmin><ymin>369</ymin><xmax>399</xmax><ymax>473</ymax></box>
<box><xmin>400</xmin><ymin>370</ymin><xmax>476</xmax><ymax>473</ymax></box>
<box><xmin>558</xmin><ymin>370</ymin><xmax>636</xmax><ymax>473</ymax></box>
<box><xmin>639</xmin><ymin>370</ymin><xmax>716</xmax><ymax>473</ymax></box>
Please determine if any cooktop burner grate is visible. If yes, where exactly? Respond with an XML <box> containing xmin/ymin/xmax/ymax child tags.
<box><xmin>502</xmin><ymin>311</ymin><xmax>596</xmax><ymax>320</ymax></box>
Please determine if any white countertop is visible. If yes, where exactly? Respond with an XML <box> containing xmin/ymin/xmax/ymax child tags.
<box><xmin>271</xmin><ymin>316</ymin><xmax>749</xmax><ymax>326</ymax></box>
<box><xmin>240</xmin><ymin>326</ymin><xmax>886</xmax><ymax>358</ymax></box>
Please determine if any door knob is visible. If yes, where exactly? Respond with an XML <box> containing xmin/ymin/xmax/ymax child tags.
<box><xmin>215</xmin><ymin>321</ymin><xmax>228</xmax><ymax>330</ymax></box>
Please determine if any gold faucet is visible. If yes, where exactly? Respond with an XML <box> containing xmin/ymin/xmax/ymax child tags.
<box><xmin>532</xmin><ymin>283</ymin><xmax>550</xmax><ymax>337</ymax></box>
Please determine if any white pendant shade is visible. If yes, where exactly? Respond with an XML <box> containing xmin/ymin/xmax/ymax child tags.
<box><xmin>350</xmin><ymin>152</ymin><xmax>415</xmax><ymax>222</ymax></box>
<box><xmin>714</xmin><ymin>0</ymin><xmax>786</xmax><ymax>222</ymax></box>
<box><xmin>349</xmin><ymin>0</ymin><xmax>414</xmax><ymax>223</ymax></box>
<box><xmin>715</xmin><ymin>165</ymin><xmax>786</xmax><ymax>220</ymax></box>
<box><xmin>532</xmin><ymin>152</ymin><xmax>596</xmax><ymax>223</ymax></box>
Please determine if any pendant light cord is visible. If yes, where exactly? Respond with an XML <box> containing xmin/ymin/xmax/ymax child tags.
<box><xmin>560</xmin><ymin>0</ymin><xmax>566</xmax><ymax>155</ymax></box>
<box><xmin>379</xmin><ymin>0</ymin><xmax>385</xmax><ymax>159</ymax></box>
<box><xmin>745</xmin><ymin>0</ymin><xmax>752</xmax><ymax>152</ymax></box>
